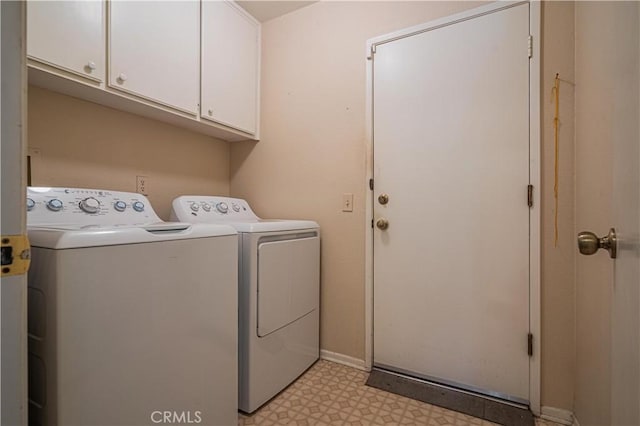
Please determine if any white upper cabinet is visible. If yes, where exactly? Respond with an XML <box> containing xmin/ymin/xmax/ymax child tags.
<box><xmin>27</xmin><ymin>0</ymin><xmax>259</xmax><ymax>140</ymax></box>
<box><xmin>201</xmin><ymin>1</ymin><xmax>260</xmax><ymax>135</ymax></box>
<box><xmin>109</xmin><ymin>1</ymin><xmax>200</xmax><ymax>115</ymax></box>
<box><xmin>27</xmin><ymin>1</ymin><xmax>105</xmax><ymax>82</ymax></box>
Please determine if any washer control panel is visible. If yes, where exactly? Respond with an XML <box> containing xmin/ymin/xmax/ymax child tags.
<box><xmin>172</xmin><ymin>196</ymin><xmax>258</xmax><ymax>223</ymax></box>
<box><xmin>27</xmin><ymin>187</ymin><xmax>161</xmax><ymax>226</ymax></box>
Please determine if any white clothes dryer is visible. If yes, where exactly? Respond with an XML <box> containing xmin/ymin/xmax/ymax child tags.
<box><xmin>171</xmin><ymin>196</ymin><xmax>320</xmax><ymax>413</ymax></box>
<box><xmin>27</xmin><ymin>187</ymin><xmax>238</xmax><ymax>426</ymax></box>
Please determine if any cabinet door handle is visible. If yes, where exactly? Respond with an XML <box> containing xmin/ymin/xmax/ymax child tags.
<box><xmin>86</xmin><ymin>61</ymin><xmax>96</xmax><ymax>71</ymax></box>
<box><xmin>117</xmin><ymin>73</ymin><xmax>127</xmax><ymax>84</ymax></box>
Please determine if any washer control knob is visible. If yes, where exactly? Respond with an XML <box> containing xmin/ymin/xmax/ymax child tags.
<box><xmin>190</xmin><ymin>203</ymin><xmax>200</xmax><ymax>212</ymax></box>
<box><xmin>232</xmin><ymin>203</ymin><xmax>240</xmax><ymax>212</ymax></box>
<box><xmin>26</xmin><ymin>198</ymin><xmax>36</xmax><ymax>211</ymax></box>
<box><xmin>202</xmin><ymin>203</ymin><xmax>211</xmax><ymax>212</ymax></box>
<box><xmin>79</xmin><ymin>197</ymin><xmax>100</xmax><ymax>213</ymax></box>
<box><xmin>216</xmin><ymin>202</ymin><xmax>229</xmax><ymax>214</ymax></box>
<box><xmin>132</xmin><ymin>201</ymin><xmax>145</xmax><ymax>212</ymax></box>
<box><xmin>114</xmin><ymin>201</ymin><xmax>127</xmax><ymax>212</ymax></box>
<box><xmin>47</xmin><ymin>199</ymin><xmax>64</xmax><ymax>212</ymax></box>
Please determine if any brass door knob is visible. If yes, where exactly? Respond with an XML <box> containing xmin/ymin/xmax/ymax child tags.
<box><xmin>577</xmin><ymin>228</ymin><xmax>617</xmax><ymax>259</ymax></box>
<box><xmin>376</xmin><ymin>218</ymin><xmax>389</xmax><ymax>230</ymax></box>
<box><xmin>378</xmin><ymin>194</ymin><xmax>389</xmax><ymax>205</ymax></box>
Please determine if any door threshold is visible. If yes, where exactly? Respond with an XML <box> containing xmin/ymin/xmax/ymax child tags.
<box><xmin>366</xmin><ymin>368</ymin><xmax>534</xmax><ymax>426</ymax></box>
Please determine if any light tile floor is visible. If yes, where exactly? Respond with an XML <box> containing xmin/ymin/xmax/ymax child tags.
<box><xmin>238</xmin><ymin>360</ymin><xmax>562</xmax><ymax>426</ymax></box>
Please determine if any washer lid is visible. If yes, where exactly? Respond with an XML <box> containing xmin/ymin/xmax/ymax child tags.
<box><xmin>28</xmin><ymin>222</ymin><xmax>237</xmax><ymax>249</ymax></box>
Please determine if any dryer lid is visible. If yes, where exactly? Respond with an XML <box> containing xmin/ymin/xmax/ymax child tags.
<box><xmin>227</xmin><ymin>219</ymin><xmax>318</xmax><ymax>233</ymax></box>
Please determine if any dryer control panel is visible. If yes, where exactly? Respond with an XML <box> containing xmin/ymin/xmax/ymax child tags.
<box><xmin>27</xmin><ymin>187</ymin><xmax>161</xmax><ymax>226</ymax></box>
<box><xmin>171</xmin><ymin>196</ymin><xmax>259</xmax><ymax>223</ymax></box>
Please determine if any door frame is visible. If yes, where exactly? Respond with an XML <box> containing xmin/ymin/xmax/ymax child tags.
<box><xmin>1</xmin><ymin>1</ymin><xmax>28</xmax><ymax>424</ymax></box>
<box><xmin>363</xmin><ymin>0</ymin><xmax>541</xmax><ymax>415</ymax></box>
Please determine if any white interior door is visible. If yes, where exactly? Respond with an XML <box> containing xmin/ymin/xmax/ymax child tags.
<box><xmin>609</xmin><ymin>3</ymin><xmax>640</xmax><ymax>424</ymax></box>
<box><xmin>574</xmin><ymin>3</ymin><xmax>639</xmax><ymax>423</ymax></box>
<box><xmin>373</xmin><ymin>3</ymin><xmax>531</xmax><ymax>402</ymax></box>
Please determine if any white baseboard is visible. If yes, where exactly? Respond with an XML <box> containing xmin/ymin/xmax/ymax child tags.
<box><xmin>320</xmin><ymin>350</ymin><xmax>367</xmax><ymax>371</ymax></box>
<box><xmin>540</xmin><ymin>406</ymin><xmax>575</xmax><ymax>425</ymax></box>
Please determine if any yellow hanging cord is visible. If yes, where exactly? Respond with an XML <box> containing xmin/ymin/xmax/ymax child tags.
<box><xmin>552</xmin><ymin>73</ymin><xmax>560</xmax><ymax>247</ymax></box>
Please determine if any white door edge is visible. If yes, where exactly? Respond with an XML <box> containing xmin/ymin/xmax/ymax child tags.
<box><xmin>528</xmin><ymin>0</ymin><xmax>542</xmax><ymax>416</ymax></box>
<box><xmin>362</xmin><ymin>0</ymin><xmax>542</xmax><ymax>415</ymax></box>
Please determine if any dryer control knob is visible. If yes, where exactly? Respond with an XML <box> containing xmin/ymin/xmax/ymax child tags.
<box><xmin>79</xmin><ymin>197</ymin><xmax>100</xmax><ymax>213</ymax></box>
<box><xmin>232</xmin><ymin>203</ymin><xmax>240</xmax><ymax>212</ymax></box>
<box><xmin>132</xmin><ymin>201</ymin><xmax>145</xmax><ymax>212</ymax></box>
<box><xmin>114</xmin><ymin>201</ymin><xmax>127</xmax><ymax>212</ymax></box>
<box><xmin>47</xmin><ymin>199</ymin><xmax>64</xmax><ymax>212</ymax></box>
<box><xmin>216</xmin><ymin>202</ymin><xmax>229</xmax><ymax>214</ymax></box>
<box><xmin>202</xmin><ymin>203</ymin><xmax>211</xmax><ymax>212</ymax></box>
<box><xmin>190</xmin><ymin>203</ymin><xmax>200</xmax><ymax>212</ymax></box>
<box><xmin>26</xmin><ymin>198</ymin><xmax>36</xmax><ymax>211</ymax></box>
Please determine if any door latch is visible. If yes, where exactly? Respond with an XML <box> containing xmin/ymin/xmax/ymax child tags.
<box><xmin>1</xmin><ymin>235</ymin><xmax>31</xmax><ymax>277</ymax></box>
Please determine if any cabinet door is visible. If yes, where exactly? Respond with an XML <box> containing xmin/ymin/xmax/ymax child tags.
<box><xmin>27</xmin><ymin>1</ymin><xmax>104</xmax><ymax>82</ymax></box>
<box><xmin>202</xmin><ymin>1</ymin><xmax>259</xmax><ymax>134</ymax></box>
<box><xmin>109</xmin><ymin>1</ymin><xmax>200</xmax><ymax>115</ymax></box>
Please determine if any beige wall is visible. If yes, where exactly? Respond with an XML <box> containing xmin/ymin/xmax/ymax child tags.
<box><xmin>540</xmin><ymin>1</ymin><xmax>576</xmax><ymax>411</ymax></box>
<box><xmin>230</xmin><ymin>0</ymin><xmax>576</xmax><ymax>411</ymax></box>
<box><xmin>230</xmin><ymin>0</ymin><xmax>484</xmax><ymax>364</ymax></box>
<box><xmin>27</xmin><ymin>86</ymin><xmax>230</xmax><ymax>219</ymax></box>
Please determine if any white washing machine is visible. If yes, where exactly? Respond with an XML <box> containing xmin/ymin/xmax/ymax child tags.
<box><xmin>27</xmin><ymin>187</ymin><xmax>239</xmax><ymax>426</ymax></box>
<box><xmin>171</xmin><ymin>196</ymin><xmax>320</xmax><ymax>413</ymax></box>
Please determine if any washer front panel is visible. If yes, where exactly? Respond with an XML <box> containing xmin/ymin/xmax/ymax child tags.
<box><xmin>257</xmin><ymin>236</ymin><xmax>320</xmax><ymax>337</ymax></box>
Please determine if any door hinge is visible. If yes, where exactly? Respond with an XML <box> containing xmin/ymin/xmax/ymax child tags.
<box><xmin>1</xmin><ymin>235</ymin><xmax>31</xmax><ymax>277</ymax></box>
<box><xmin>528</xmin><ymin>35</ymin><xmax>533</xmax><ymax>59</ymax></box>
<box><xmin>369</xmin><ymin>178</ymin><xmax>374</xmax><ymax>190</ymax></box>
<box><xmin>527</xmin><ymin>184</ymin><xmax>534</xmax><ymax>208</ymax></box>
<box><xmin>527</xmin><ymin>333</ymin><xmax>534</xmax><ymax>357</ymax></box>
<box><xmin>369</xmin><ymin>44</ymin><xmax>377</xmax><ymax>60</ymax></box>
<box><xmin>371</xmin><ymin>219</ymin><xmax>374</xmax><ymax>229</ymax></box>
